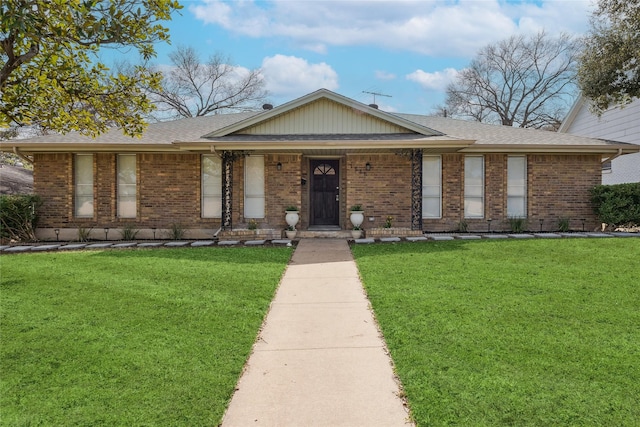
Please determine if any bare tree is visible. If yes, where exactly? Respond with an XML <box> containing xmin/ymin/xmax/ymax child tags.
<box><xmin>444</xmin><ymin>31</ymin><xmax>581</xmax><ymax>129</ymax></box>
<box><xmin>143</xmin><ymin>46</ymin><xmax>268</xmax><ymax>120</ymax></box>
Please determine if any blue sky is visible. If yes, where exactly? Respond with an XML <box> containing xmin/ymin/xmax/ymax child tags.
<box><xmin>122</xmin><ymin>0</ymin><xmax>594</xmax><ymax>114</ymax></box>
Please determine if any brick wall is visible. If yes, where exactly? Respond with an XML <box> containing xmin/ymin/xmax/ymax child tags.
<box><xmin>345</xmin><ymin>153</ymin><xmax>413</xmax><ymax>228</ymax></box>
<box><xmin>33</xmin><ymin>153</ymin><xmax>72</xmax><ymax>227</ymax></box>
<box><xmin>528</xmin><ymin>154</ymin><xmax>601</xmax><ymax>232</ymax></box>
<box><xmin>32</xmin><ymin>151</ymin><xmax>602</xmax><ymax>235</ymax></box>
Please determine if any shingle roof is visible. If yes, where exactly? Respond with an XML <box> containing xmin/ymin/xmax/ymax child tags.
<box><xmin>1</xmin><ymin>88</ymin><xmax>638</xmax><ymax>155</ymax></box>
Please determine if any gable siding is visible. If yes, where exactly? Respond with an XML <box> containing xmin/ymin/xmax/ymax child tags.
<box><xmin>241</xmin><ymin>98</ymin><xmax>412</xmax><ymax>135</ymax></box>
<box><xmin>563</xmin><ymin>99</ymin><xmax>640</xmax><ymax>184</ymax></box>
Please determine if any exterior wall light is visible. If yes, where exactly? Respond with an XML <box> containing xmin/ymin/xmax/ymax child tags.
<box><xmin>365</xmin><ymin>162</ymin><xmax>371</xmax><ymax>171</ymax></box>
<box><xmin>277</xmin><ymin>162</ymin><xmax>282</xmax><ymax>171</ymax></box>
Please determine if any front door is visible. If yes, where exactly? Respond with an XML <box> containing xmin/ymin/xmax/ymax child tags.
<box><xmin>310</xmin><ymin>160</ymin><xmax>340</xmax><ymax>226</ymax></box>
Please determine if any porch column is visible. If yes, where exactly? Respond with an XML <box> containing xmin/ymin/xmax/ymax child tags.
<box><xmin>222</xmin><ymin>151</ymin><xmax>234</xmax><ymax>230</ymax></box>
<box><xmin>411</xmin><ymin>149</ymin><xmax>423</xmax><ymax>231</ymax></box>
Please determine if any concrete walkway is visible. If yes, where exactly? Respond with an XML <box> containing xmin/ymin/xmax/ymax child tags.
<box><xmin>221</xmin><ymin>239</ymin><xmax>413</xmax><ymax>427</ymax></box>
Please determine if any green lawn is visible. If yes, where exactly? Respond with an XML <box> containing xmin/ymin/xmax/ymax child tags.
<box><xmin>0</xmin><ymin>247</ymin><xmax>292</xmax><ymax>426</ymax></box>
<box><xmin>352</xmin><ymin>238</ymin><xmax>640</xmax><ymax>427</ymax></box>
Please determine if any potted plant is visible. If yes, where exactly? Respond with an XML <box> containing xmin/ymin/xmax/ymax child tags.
<box><xmin>350</xmin><ymin>205</ymin><xmax>364</xmax><ymax>229</ymax></box>
<box><xmin>351</xmin><ymin>225</ymin><xmax>363</xmax><ymax>239</ymax></box>
<box><xmin>285</xmin><ymin>206</ymin><xmax>299</xmax><ymax>229</ymax></box>
<box><xmin>285</xmin><ymin>225</ymin><xmax>297</xmax><ymax>239</ymax></box>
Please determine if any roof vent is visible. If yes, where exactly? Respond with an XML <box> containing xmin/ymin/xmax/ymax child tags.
<box><xmin>262</xmin><ymin>103</ymin><xmax>273</xmax><ymax>110</ymax></box>
<box><xmin>369</xmin><ymin>103</ymin><xmax>379</xmax><ymax>109</ymax></box>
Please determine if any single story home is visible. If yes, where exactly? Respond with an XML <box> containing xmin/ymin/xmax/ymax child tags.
<box><xmin>2</xmin><ymin>89</ymin><xmax>638</xmax><ymax>241</ymax></box>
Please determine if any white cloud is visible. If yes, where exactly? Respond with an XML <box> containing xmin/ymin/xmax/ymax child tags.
<box><xmin>189</xmin><ymin>0</ymin><xmax>591</xmax><ymax>57</ymax></box>
<box><xmin>261</xmin><ymin>54</ymin><xmax>339</xmax><ymax>98</ymax></box>
<box><xmin>375</xmin><ymin>71</ymin><xmax>396</xmax><ymax>80</ymax></box>
<box><xmin>406</xmin><ymin>68</ymin><xmax>459</xmax><ymax>92</ymax></box>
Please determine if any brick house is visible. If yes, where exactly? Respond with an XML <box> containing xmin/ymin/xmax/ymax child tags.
<box><xmin>2</xmin><ymin>89</ymin><xmax>638</xmax><ymax>240</ymax></box>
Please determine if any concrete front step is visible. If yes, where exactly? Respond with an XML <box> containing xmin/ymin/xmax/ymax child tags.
<box><xmin>296</xmin><ymin>230</ymin><xmax>354</xmax><ymax>238</ymax></box>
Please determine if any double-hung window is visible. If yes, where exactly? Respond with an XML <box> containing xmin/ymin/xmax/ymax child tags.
<box><xmin>202</xmin><ymin>155</ymin><xmax>222</xmax><ymax>218</ymax></box>
<box><xmin>422</xmin><ymin>156</ymin><xmax>442</xmax><ymax>218</ymax></box>
<box><xmin>117</xmin><ymin>154</ymin><xmax>137</xmax><ymax>218</ymax></box>
<box><xmin>244</xmin><ymin>155</ymin><xmax>265</xmax><ymax>218</ymax></box>
<box><xmin>464</xmin><ymin>156</ymin><xmax>484</xmax><ymax>218</ymax></box>
<box><xmin>74</xmin><ymin>154</ymin><xmax>94</xmax><ymax>218</ymax></box>
<box><xmin>507</xmin><ymin>156</ymin><xmax>527</xmax><ymax>217</ymax></box>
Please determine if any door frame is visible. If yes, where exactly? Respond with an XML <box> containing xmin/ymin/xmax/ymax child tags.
<box><xmin>308</xmin><ymin>158</ymin><xmax>341</xmax><ymax>227</ymax></box>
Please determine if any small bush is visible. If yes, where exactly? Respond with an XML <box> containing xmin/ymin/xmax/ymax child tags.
<box><xmin>0</xmin><ymin>194</ymin><xmax>42</xmax><ymax>242</ymax></box>
<box><xmin>456</xmin><ymin>220</ymin><xmax>468</xmax><ymax>233</ymax></box>
<box><xmin>508</xmin><ymin>217</ymin><xmax>528</xmax><ymax>233</ymax></box>
<box><xmin>591</xmin><ymin>183</ymin><xmax>640</xmax><ymax>226</ymax></box>
<box><xmin>77</xmin><ymin>227</ymin><xmax>92</xmax><ymax>242</ymax></box>
<box><xmin>557</xmin><ymin>217</ymin><xmax>570</xmax><ymax>232</ymax></box>
<box><xmin>166</xmin><ymin>223</ymin><xmax>186</xmax><ymax>240</ymax></box>
<box><xmin>120</xmin><ymin>224</ymin><xmax>139</xmax><ymax>241</ymax></box>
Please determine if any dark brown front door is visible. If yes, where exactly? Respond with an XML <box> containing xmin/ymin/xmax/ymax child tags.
<box><xmin>310</xmin><ymin>160</ymin><xmax>340</xmax><ymax>226</ymax></box>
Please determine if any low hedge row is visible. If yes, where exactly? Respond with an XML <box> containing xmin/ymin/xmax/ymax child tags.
<box><xmin>590</xmin><ymin>183</ymin><xmax>640</xmax><ymax>226</ymax></box>
<box><xmin>0</xmin><ymin>194</ymin><xmax>42</xmax><ymax>242</ymax></box>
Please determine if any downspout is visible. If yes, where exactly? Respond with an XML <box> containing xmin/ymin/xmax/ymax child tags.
<box><xmin>13</xmin><ymin>147</ymin><xmax>33</xmax><ymax>165</ymax></box>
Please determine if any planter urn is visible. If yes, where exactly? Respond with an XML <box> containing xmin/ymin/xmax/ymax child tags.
<box><xmin>285</xmin><ymin>210</ymin><xmax>300</xmax><ymax>228</ymax></box>
<box><xmin>350</xmin><ymin>211</ymin><xmax>364</xmax><ymax>228</ymax></box>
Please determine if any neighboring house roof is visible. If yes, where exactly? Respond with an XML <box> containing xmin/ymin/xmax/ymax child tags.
<box><xmin>1</xmin><ymin>89</ymin><xmax>638</xmax><ymax>156</ymax></box>
<box><xmin>0</xmin><ymin>164</ymin><xmax>34</xmax><ymax>195</ymax></box>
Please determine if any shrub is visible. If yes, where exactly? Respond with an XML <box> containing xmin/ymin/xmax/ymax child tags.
<box><xmin>166</xmin><ymin>223</ymin><xmax>186</xmax><ymax>240</ymax></box>
<box><xmin>590</xmin><ymin>183</ymin><xmax>640</xmax><ymax>226</ymax></box>
<box><xmin>508</xmin><ymin>217</ymin><xmax>528</xmax><ymax>233</ymax></box>
<box><xmin>120</xmin><ymin>224</ymin><xmax>139</xmax><ymax>241</ymax></box>
<box><xmin>77</xmin><ymin>227</ymin><xmax>92</xmax><ymax>242</ymax></box>
<box><xmin>0</xmin><ymin>194</ymin><xmax>42</xmax><ymax>242</ymax></box>
<box><xmin>557</xmin><ymin>217</ymin><xmax>570</xmax><ymax>232</ymax></box>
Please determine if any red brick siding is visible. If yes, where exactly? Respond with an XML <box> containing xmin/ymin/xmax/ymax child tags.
<box><xmin>528</xmin><ymin>155</ymin><xmax>600</xmax><ymax>231</ymax></box>
<box><xmin>345</xmin><ymin>154</ymin><xmax>413</xmax><ymax>228</ymax></box>
<box><xmin>33</xmin><ymin>153</ymin><xmax>73</xmax><ymax>227</ymax></box>
<box><xmin>32</xmin><ymin>151</ymin><xmax>602</xmax><ymax>233</ymax></box>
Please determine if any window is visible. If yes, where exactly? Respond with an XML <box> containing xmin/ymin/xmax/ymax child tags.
<box><xmin>202</xmin><ymin>155</ymin><xmax>222</xmax><ymax>218</ymax></box>
<box><xmin>507</xmin><ymin>156</ymin><xmax>527</xmax><ymax>217</ymax></box>
<box><xmin>74</xmin><ymin>154</ymin><xmax>94</xmax><ymax>217</ymax></box>
<box><xmin>244</xmin><ymin>155</ymin><xmax>265</xmax><ymax>218</ymax></box>
<box><xmin>117</xmin><ymin>154</ymin><xmax>136</xmax><ymax>218</ymax></box>
<box><xmin>422</xmin><ymin>156</ymin><xmax>441</xmax><ymax>218</ymax></box>
<box><xmin>464</xmin><ymin>156</ymin><xmax>484</xmax><ymax>218</ymax></box>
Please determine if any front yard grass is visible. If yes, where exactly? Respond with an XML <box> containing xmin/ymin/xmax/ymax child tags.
<box><xmin>352</xmin><ymin>238</ymin><xmax>639</xmax><ymax>426</ymax></box>
<box><xmin>1</xmin><ymin>247</ymin><xmax>292</xmax><ymax>426</ymax></box>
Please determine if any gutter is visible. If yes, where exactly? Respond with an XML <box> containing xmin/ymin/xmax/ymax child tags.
<box><xmin>602</xmin><ymin>148</ymin><xmax>623</xmax><ymax>164</ymax></box>
<box><xmin>13</xmin><ymin>147</ymin><xmax>33</xmax><ymax>165</ymax></box>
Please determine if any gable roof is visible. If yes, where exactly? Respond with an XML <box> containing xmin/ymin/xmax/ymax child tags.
<box><xmin>203</xmin><ymin>89</ymin><xmax>442</xmax><ymax>137</ymax></box>
<box><xmin>1</xmin><ymin>89</ymin><xmax>638</xmax><ymax>156</ymax></box>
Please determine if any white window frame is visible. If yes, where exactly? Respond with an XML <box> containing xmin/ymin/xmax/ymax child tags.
<box><xmin>422</xmin><ymin>155</ymin><xmax>442</xmax><ymax>219</ymax></box>
<box><xmin>74</xmin><ymin>154</ymin><xmax>94</xmax><ymax>218</ymax></box>
<box><xmin>507</xmin><ymin>155</ymin><xmax>527</xmax><ymax>218</ymax></box>
<box><xmin>464</xmin><ymin>156</ymin><xmax>484</xmax><ymax>219</ymax></box>
<box><xmin>244</xmin><ymin>155</ymin><xmax>265</xmax><ymax>218</ymax></box>
<box><xmin>117</xmin><ymin>154</ymin><xmax>137</xmax><ymax>218</ymax></box>
<box><xmin>202</xmin><ymin>155</ymin><xmax>222</xmax><ymax>218</ymax></box>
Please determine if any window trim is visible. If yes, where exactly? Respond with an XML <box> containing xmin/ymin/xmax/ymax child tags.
<box><xmin>422</xmin><ymin>155</ymin><xmax>442</xmax><ymax>219</ymax></box>
<box><xmin>244</xmin><ymin>155</ymin><xmax>265</xmax><ymax>219</ymax></box>
<box><xmin>117</xmin><ymin>154</ymin><xmax>137</xmax><ymax>219</ymax></box>
<box><xmin>74</xmin><ymin>154</ymin><xmax>94</xmax><ymax>218</ymax></box>
<box><xmin>507</xmin><ymin>155</ymin><xmax>527</xmax><ymax>218</ymax></box>
<box><xmin>201</xmin><ymin>154</ymin><xmax>222</xmax><ymax>218</ymax></box>
<box><xmin>464</xmin><ymin>155</ymin><xmax>485</xmax><ymax>219</ymax></box>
